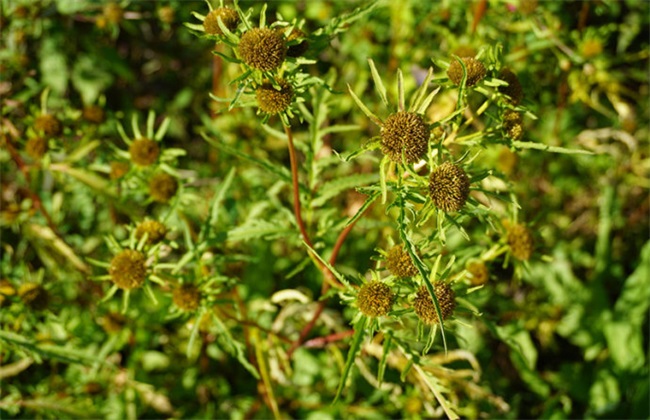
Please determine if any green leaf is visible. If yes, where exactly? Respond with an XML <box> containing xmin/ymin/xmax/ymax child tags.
<box><xmin>311</xmin><ymin>173</ymin><xmax>379</xmax><ymax>208</ymax></box>
<box><xmin>227</xmin><ymin>220</ymin><xmax>292</xmax><ymax>242</ymax></box>
<box><xmin>333</xmin><ymin>315</ymin><xmax>367</xmax><ymax>404</ymax></box>
<box><xmin>202</xmin><ymin>132</ymin><xmax>308</xmax><ymax>194</ymax></box>
<box><xmin>347</xmin><ymin>84</ymin><xmax>382</xmax><ymax>126</ymax></box>
<box><xmin>512</xmin><ymin>140</ymin><xmax>594</xmax><ymax>155</ymax></box>
<box><xmin>71</xmin><ymin>55</ymin><xmax>113</xmax><ymax>105</ymax></box>
<box><xmin>377</xmin><ymin>333</ymin><xmax>392</xmax><ymax>385</ymax></box>
<box><xmin>39</xmin><ymin>37</ymin><xmax>69</xmax><ymax>95</ymax></box>
<box><xmin>613</xmin><ymin>241</ymin><xmax>650</xmax><ymax>324</ymax></box>
<box><xmin>368</xmin><ymin>58</ymin><xmax>389</xmax><ymax>108</ymax></box>
<box><xmin>210</xmin><ymin>312</ymin><xmax>260</xmax><ymax>379</ymax></box>
<box><xmin>200</xmin><ymin>168</ymin><xmax>236</xmax><ymax>241</ymax></box>
<box><xmin>343</xmin><ymin>190</ymin><xmax>381</xmax><ymax>229</ymax></box>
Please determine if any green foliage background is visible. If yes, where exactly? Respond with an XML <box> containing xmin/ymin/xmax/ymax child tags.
<box><xmin>1</xmin><ymin>0</ymin><xmax>648</xmax><ymax>418</ymax></box>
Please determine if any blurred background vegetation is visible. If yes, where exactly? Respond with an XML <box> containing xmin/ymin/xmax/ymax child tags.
<box><xmin>1</xmin><ymin>0</ymin><xmax>648</xmax><ymax>418</ymax></box>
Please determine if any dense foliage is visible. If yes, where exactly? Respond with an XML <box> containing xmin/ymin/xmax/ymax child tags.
<box><xmin>1</xmin><ymin>0</ymin><xmax>648</xmax><ymax>418</ymax></box>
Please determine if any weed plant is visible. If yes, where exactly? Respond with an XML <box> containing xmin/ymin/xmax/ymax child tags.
<box><xmin>1</xmin><ymin>0</ymin><xmax>648</xmax><ymax>418</ymax></box>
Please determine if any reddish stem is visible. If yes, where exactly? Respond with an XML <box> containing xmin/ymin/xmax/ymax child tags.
<box><xmin>304</xmin><ymin>330</ymin><xmax>355</xmax><ymax>349</ymax></box>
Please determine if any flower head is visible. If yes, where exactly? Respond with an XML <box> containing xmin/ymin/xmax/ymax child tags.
<box><xmin>503</xmin><ymin>110</ymin><xmax>523</xmax><ymax>140</ymax></box>
<box><xmin>498</xmin><ymin>68</ymin><xmax>524</xmax><ymax>105</ymax></box>
<box><xmin>203</xmin><ymin>7</ymin><xmax>239</xmax><ymax>35</ymax></box>
<box><xmin>109</xmin><ymin>249</ymin><xmax>147</xmax><ymax>290</ymax></box>
<box><xmin>381</xmin><ymin>111</ymin><xmax>430</xmax><ymax>163</ymax></box>
<box><xmin>135</xmin><ymin>220</ymin><xmax>167</xmax><ymax>245</ymax></box>
<box><xmin>82</xmin><ymin>105</ymin><xmax>105</xmax><ymax>124</ymax></box>
<box><xmin>447</xmin><ymin>57</ymin><xmax>486</xmax><ymax>87</ymax></box>
<box><xmin>428</xmin><ymin>162</ymin><xmax>470</xmax><ymax>212</ymax></box>
<box><xmin>413</xmin><ymin>283</ymin><xmax>456</xmax><ymax>325</ymax></box>
<box><xmin>506</xmin><ymin>222</ymin><xmax>534</xmax><ymax>260</ymax></box>
<box><xmin>238</xmin><ymin>28</ymin><xmax>286</xmax><ymax>71</ymax></box>
<box><xmin>34</xmin><ymin>114</ymin><xmax>62</xmax><ymax>137</ymax></box>
<box><xmin>385</xmin><ymin>245</ymin><xmax>418</xmax><ymax>278</ymax></box>
<box><xmin>25</xmin><ymin>137</ymin><xmax>48</xmax><ymax>159</ymax></box>
<box><xmin>466</xmin><ymin>260</ymin><xmax>488</xmax><ymax>285</ymax></box>
<box><xmin>149</xmin><ymin>172</ymin><xmax>178</xmax><ymax>203</ymax></box>
<box><xmin>129</xmin><ymin>138</ymin><xmax>159</xmax><ymax>166</ymax></box>
<box><xmin>173</xmin><ymin>284</ymin><xmax>202</xmax><ymax>311</ymax></box>
<box><xmin>255</xmin><ymin>79</ymin><xmax>294</xmax><ymax>114</ymax></box>
<box><xmin>357</xmin><ymin>281</ymin><xmax>394</xmax><ymax>317</ymax></box>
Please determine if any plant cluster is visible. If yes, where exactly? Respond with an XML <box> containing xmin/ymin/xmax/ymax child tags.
<box><xmin>1</xmin><ymin>0</ymin><xmax>648</xmax><ymax>419</ymax></box>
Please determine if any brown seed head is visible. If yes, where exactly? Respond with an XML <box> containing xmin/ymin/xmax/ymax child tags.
<box><xmin>238</xmin><ymin>28</ymin><xmax>287</xmax><ymax>71</ymax></box>
<box><xmin>385</xmin><ymin>245</ymin><xmax>418</xmax><ymax>278</ymax></box>
<box><xmin>357</xmin><ymin>281</ymin><xmax>394</xmax><ymax>317</ymax></box>
<box><xmin>498</xmin><ymin>68</ymin><xmax>524</xmax><ymax>105</ymax></box>
<box><xmin>82</xmin><ymin>105</ymin><xmax>105</xmax><ymax>124</ymax></box>
<box><xmin>173</xmin><ymin>284</ymin><xmax>202</xmax><ymax>311</ymax></box>
<box><xmin>135</xmin><ymin>220</ymin><xmax>167</xmax><ymax>245</ymax></box>
<box><xmin>503</xmin><ymin>110</ymin><xmax>523</xmax><ymax>140</ymax></box>
<box><xmin>506</xmin><ymin>223</ymin><xmax>534</xmax><ymax>260</ymax></box>
<box><xmin>203</xmin><ymin>7</ymin><xmax>239</xmax><ymax>35</ymax></box>
<box><xmin>129</xmin><ymin>138</ymin><xmax>159</xmax><ymax>166</ymax></box>
<box><xmin>467</xmin><ymin>260</ymin><xmax>489</xmax><ymax>285</ymax></box>
<box><xmin>381</xmin><ymin>112</ymin><xmax>430</xmax><ymax>164</ymax></box>
<box><xmin>149</xmin><ymin>172</ymin><xmax>178</xmax><ymax>203</ymax></box>
<box><xmin>413</xmin><ymin>283</ymin><xmax>456</xmax><ymax>325</ymax></box>
<box><xmin>256</xmin><ymin>79</ymin><xmax>294</xmax><ymax>114</ymax></box>
<box><xmin>109</xmin><ymin>249</ymin><xmax>147</xmax><ymax>289</ymax></box>
<box><xmin>34</xmin><ymin>114</ymin><xmax>62</xmax><ymax>137</ymax></box>
<box><xmin>429</xmin><ymin>162</ymin><xmax>470</xmax><ymax>212</ymax></box>
<box><xmin>447</xmin><ymin>57</ymin><xmax>486</xmax><ymax>87</ymax></box>
<box><xmin>25</xmin><ymin>137</ymin><xmax>48</xmax><ymax>159</ymax></box>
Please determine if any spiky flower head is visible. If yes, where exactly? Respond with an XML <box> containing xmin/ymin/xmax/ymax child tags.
<box><xmin>380</xmin><ymin>111</ymin><xmax>430</xmax><ymax>164</ymax></box>
<box><xmin>503</xmin><ymin>110</ymin><xmax>523</xmax><ymax>140</ymax></box>
<box><xmin>109</xmin><ymin>250</ymin><xmax>147</xmax><ymax>290</ymax></box>
<box><xmin>203</xmin><ymin>7</ymin><xmax>239</xmax><ymax>35</ymax></box>
<box><xmin>385</xmin><ymin>245</ymin><xmax>418</xmax><ymax>278</ymax></box>
<box><xmin>25</xmin><ymin>137</ymin><xmax>48</xmax><ymax>159</ymax></box>
<box><xmin>428</xmin><ymin>162</ymin><xmax>470</xmax><ymax>212</ymax></box>
<box><xmin>283</xmin><ymin>27</ymin><xmax>309</xmax><ymax>57</ymax></box>
<box><xmin>18</xmin><ymin>283</ymin><xmax>49</xmax><ymax>310</ymax></box>
<box><xmin>173</xmin><ymin>284</ymin><xmax>202</xmax><ymax>311</ymax></box>
<box><xmin>34</xmin><ymin>114</ymin><xmax>62</xmax><ymax>137</ymax></box>
<box><xmin>506</xmin><ymin>222</ymin><xmax>534</xmax><ymax>261</ymax></box>
<box><xmin>413</xmin><ymin>283</ymin><xmax>456</xmax><ymax>325</ymax></box>
<box><xmin>357</xmin><ymin>281</ymin><xmax>394</xmax><ymax>317</ymax></box>
<box><xmin>149</xmin><ymin>172</ymin><xmax>178</xmax><ymax>203</ymax></box>
<box><xmin>498</xmin><ymin>68</ymin><xmax>524</xmax><ymax>105</ymax></box>
<box><xmin>447</xmin><ymin>57</ymin><xmax>487</xmax><ymax>87</ymax></box>
<box><xmin>129</xmin><ymin>138</ymin><xmax>159</xmax><ymax>166</ymax></box>
<box><xmin>466</xmin><ymin>260</ymin><xmax>489</xmax><ymax>286</ymax></box>
<box><xmin>110</xmin><ymin>161</ymin><xmax>130</xmax><ymax>180</ymax></box>
<box><xmin>238</xmin><ymin>28</ymin><xmax>287</xmax><ymax>72</ymax></box>
<box><xmin>135</xmin><ymin>220</ymin><xmax>167</xmax><ymax>245</ymax></box>
<box><xmin>256</xmin><ymin>79</ymin><xmax>294</xmax><ymax>114</ymax></box>
<box><xmin>82</xmin><ymin>105</ymin><xmax>105</xmax><ymax>124</ymax></box>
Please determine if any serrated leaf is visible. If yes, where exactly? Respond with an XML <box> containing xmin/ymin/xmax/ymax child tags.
<box><xmin>210</xmin><ymin>312</ymin><xmax>260</xmax><ymax>379</ymax></box>
<box><xmin>311</xmin><ymin>173</ymin><xmax>379</xmax><ymax>208</ymax></box>
<box><xmin>343</xmin><ymin>190</ymin><xmax>381</xmax><ymax>229</ymax></box>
